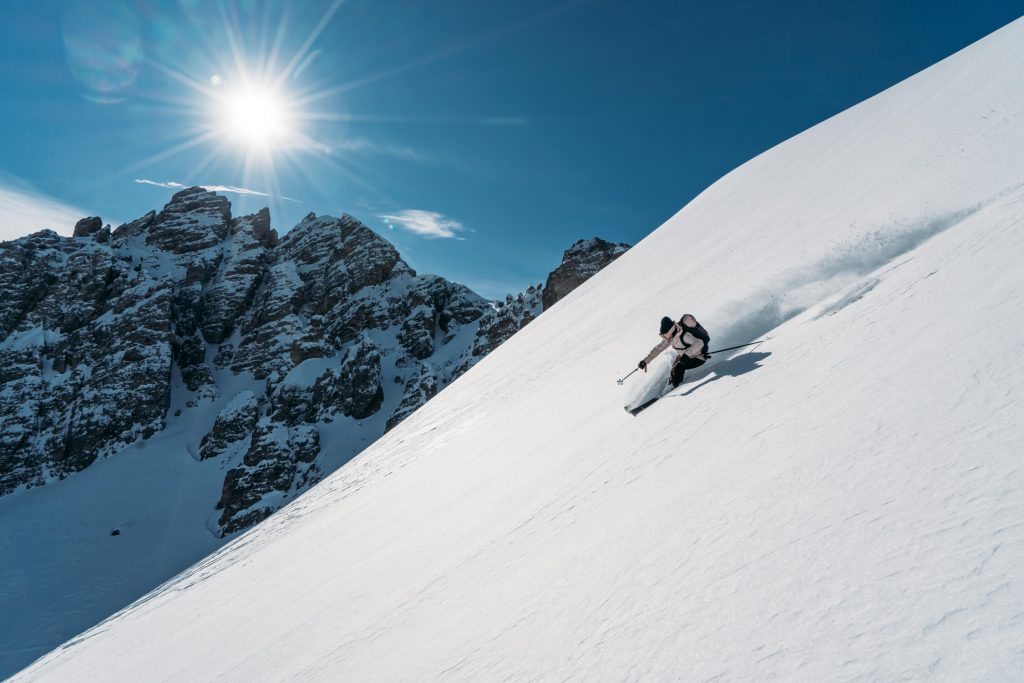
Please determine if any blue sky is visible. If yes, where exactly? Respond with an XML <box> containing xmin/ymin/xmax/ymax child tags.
<box><xmin>1</xmin><ymin>1</ymin><xmax>1020</xmax><ymax>298</ymax></box>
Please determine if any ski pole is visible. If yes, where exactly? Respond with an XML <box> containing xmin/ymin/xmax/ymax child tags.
<box><xmin>616</xmin><ymin>368</ymin><xmax>640</xmax><ymax>385</ymax></box>
<box><xmin>706</xmin><ymin>340</ymin><xmax>765</xmax><ymax>356</ymax></box>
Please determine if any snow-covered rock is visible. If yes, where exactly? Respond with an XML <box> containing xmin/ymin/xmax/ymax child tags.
<box><xmin>0</xmin><ymin>187</ymin><xmax>623</xmax><ymax>535</ymax></box>
<box><xmin>198</xmin><ymin>390</ymin><xmax>259</xmax><ymax>461</ymax></box>
<box><xmin>215</xmin><ymin>418</ymin><xmax>322</xmax><ymax>534</ymax></box>
<box><xmin>467</xmin><ymin>285</ymin><xmax>544</xmax><ymax>362</ymax></box>
<box><xmin>386</xmin><ymin>362</ymin><xmax>440</xmax><ymax>432</ymax></box>
<box><xmin>0</xmin><ymin>230</ymin><xmax>175</xmax><ymax>492</ymax></box>
<box><xmin>143</xmin><ymin>185</ymin><xmax>231</xmax><ymax>255</ymax></box>
<box><xmin>200</xmin><ymin>208</ymin><xmax>277</xmax><ymax>345</ymax></box>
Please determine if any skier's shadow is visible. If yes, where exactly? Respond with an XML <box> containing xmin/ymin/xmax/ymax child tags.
<box><xmin>673</xmin><ymin>351</ymin><xmax>772</xmax><ymax>397</ymax></box>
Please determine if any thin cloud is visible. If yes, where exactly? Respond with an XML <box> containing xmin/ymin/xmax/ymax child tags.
<box><xmin>134</xmin><ymin>178</ymin><xmax>187</xmax><ymax>190</ymax></box>
<box><xmin>0</xmin><ymin>176</ymin><xmax>92</xmax><ymax>241</ymax></box>
<box><xmin>379</xmin><ymin>210</ymin><xmax>468</xmax><ymax>240</ymax></box>
<box><xmin>206</xmin><ymin>185</ymin><xmax>301</xmax><ymax>203</ymax></box>
<box><xmin>134</xmin><ymin>179</ymin><xmax>300</xmax><ymax>202</ymax></box>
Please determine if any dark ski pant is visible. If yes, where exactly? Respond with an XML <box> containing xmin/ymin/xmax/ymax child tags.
<box><xmin>670</xmin><ymin>354</ymin><xmax>705</xmax><ymax>387</ymax></box>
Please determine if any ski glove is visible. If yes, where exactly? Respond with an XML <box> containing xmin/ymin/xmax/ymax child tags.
<box><xmin>638</xmin><ymin>360</ymin><xmax>647</xmax><ymax>371</ymax></box>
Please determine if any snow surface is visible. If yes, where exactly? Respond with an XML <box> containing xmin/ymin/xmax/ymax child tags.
<box><xmin>12</xmin><ymin>17</ymin><xmax>1024</xmax><ymax>682</ymax></box>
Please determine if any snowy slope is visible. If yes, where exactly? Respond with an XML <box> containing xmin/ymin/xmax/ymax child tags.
<box><xmin>14</xmin><ymin>17</ymin><xmax>1024</xmax><ymax>682</ymax></box>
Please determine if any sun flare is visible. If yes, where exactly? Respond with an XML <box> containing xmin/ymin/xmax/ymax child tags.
<box><xmin>215</xmin><ymin>84</ymin><xmax>295</xmax><ymax>152</ymax></box>
<box><xmin>121</xmin><ymin>0</ymin><xmax>348</xmax><ymax>209</ymax></box>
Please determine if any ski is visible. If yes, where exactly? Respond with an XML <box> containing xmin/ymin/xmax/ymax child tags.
<box><xmin>626</xmin><ymin>396</ymin><xmax>660</xmax><ymax>416</ymax></box>
<box><xmin>625</xmin><ymin>384</ymin><xmax>674</xmax><ymax>416</ymax></box>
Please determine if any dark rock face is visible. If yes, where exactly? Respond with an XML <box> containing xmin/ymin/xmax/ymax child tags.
<box><xmin>542</xmin><ymin>237</ymin><xmax>630</xmax><ymax>310</ymax></box>
<box><xmin>0</xmin><ymin>230</ymin><xmax>174</xmax><ymax>493</ymax></box>
<box><xmin>397</xmin><ymin>305</ymin><xmax>436</xmax><ymax>360</ymax></box>
<box><xmin>386</xmin><ymin>364</ymin><xmax>440</xmax><ymax>432</ymax></box>
<box><xmin>325</xmin><ymin>337</ymin><xmax>384</xmax><ymax>420</ymax></box>
<box><xmin>199</xmin><ymin>391</ymin><xmax>259</xmax><ymax>460</ymax></box>
<box><xmin>216</xmin><ymin>420</ymin><xmax>321</xmax><ymax>535</ymax></box>
<box><xmin>73</xmin><ymin>216</ymin><xmax>103</xmax><ymax>238</ymax></box>
<box><xmin>1</xmin><ymin>188</ymin><xmax>626</xmax><ymax>534</ymax></box>
<box><xmin>200</xmin><ymin>209</ymin><xmax>276</xmax><ymax>345</ymax></box>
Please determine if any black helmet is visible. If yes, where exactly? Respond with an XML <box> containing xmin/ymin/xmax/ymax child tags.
<box><xmin>659</xmin><ymin>316</ymin><xmax>674</xmax><ymax>335</ymax></box>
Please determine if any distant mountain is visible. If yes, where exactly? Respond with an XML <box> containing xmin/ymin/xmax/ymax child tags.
<box><xmin>0</xmin><ymin>187</ymin><xmax>628</xmax><ymax>535</ymax></box>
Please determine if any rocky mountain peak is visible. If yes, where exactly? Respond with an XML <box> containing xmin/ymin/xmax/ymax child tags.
<box><xmin>72</xmin><ymin>216</ymin><xmax>103</xmax><ymax>238</ymax></box>
<box><xmin>232</xmin><ymin>207</ymin><xmax>278</xmax><ymax>248</ymax></box>
<box><xmin>145</xmin><ymin>186</ymin><xmax>232</xmax><ymax>254</ymax></box>
<box><xmin>280</xmin><ymin>212</ymin><xmax>409</xmax><ymax>276</ymax></box>
<box><xmin>542</xmin><ymin>236</ymin><xmax>630</xmax><ymax>310</ymax></box>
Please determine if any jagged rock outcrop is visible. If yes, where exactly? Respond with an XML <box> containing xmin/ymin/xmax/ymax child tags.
<box><xmin>386</xmin><ymin>364</ymin><xmax>440</xmax><ymax>432</ymax></box>
<box><xmin>542</xmin><ymin>237</ymin><xmax>629</xmax><ymax>310</ymax></box>
<box><xmin>215</xmin><ymin>419</ymin><xmax>321</xmax><ymax>534</ymax></box>
<box><xmin>0</xmin><ymin>187</ymin><xmax>626</xmax><ymax>533</ymax></box>
<box><xmin>199</xmin><ymin>391</ymin><xmax>259</xmax><ymax>460</ymax></box>
<box><xmin>200</xmin><ymin>208</ymin><xmax>277</xmax><ymax>345</ymax></box>
<box><xmin>322</xmin><ymin>337</ymin><xmax>384</xmax><ymax>420</ymax></box>
<box><xmin>72</xmin><ymin>216</ymin><xmax>104</xmax><ymax>238</ymax></box>
<box><xmin>143</xmin><ymin>186</ymin><xmax>231</xmax><ymax>255</ymax></box>
<box><xmin>469</xmin><ymin>285</ymin><xmax>544</xmax><ymax>360</ymax></box>
<box><xmin>269</xmin><ymin>336</ymin><xmax>384</xmax><ymax>428</ymax></box>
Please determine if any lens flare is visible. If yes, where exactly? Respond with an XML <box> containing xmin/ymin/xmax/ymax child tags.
<box><xmin>61</xmin><ymin>0</ymin><xmax>142</xmax><ymax>102</ymax></box>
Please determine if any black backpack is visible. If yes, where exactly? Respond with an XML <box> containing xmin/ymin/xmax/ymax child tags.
<box><xmin>678</xmin><ymin>315</ymin><xmax>710</xmax><ymax>350</ymax></box>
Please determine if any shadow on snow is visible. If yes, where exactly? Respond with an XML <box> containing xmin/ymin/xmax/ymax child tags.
<box><xmin>672</xmin><ymin>351</ymin><xmax>772</xmax><ymax>397</ymax></box>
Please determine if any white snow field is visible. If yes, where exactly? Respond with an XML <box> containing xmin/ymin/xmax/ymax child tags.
<box><xmin>13</xmin><ymin>17</ymin><xmax>1024</xmax><ymax>682</ymax></box>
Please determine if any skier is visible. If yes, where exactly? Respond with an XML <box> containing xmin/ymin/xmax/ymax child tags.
<box><xmin>638</xmin><ymin>314</ymin><xmax>711</xmax><ymax>388</ymax></box>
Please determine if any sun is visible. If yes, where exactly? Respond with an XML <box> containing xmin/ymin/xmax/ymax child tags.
<box><xmin>215</xmin><ymin>83</ymin><xmax>296</xmax><ymax>153</ymax></box>
<box><xmin>120</xmin><ymin>0</ymin><xmax>351</xmax><ymax>205</ymax></box>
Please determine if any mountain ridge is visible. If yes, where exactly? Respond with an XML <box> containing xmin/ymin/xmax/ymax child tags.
<box><xmin>0</xmin><ymin>186</ymin><xmax>628</xmax><ymax>536</ymax></box>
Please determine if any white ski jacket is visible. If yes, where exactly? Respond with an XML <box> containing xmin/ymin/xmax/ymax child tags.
<box><xmin>643</xmin><ymin>315</ymin><xmax>708</xmax><ymax>365</ymax></box>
